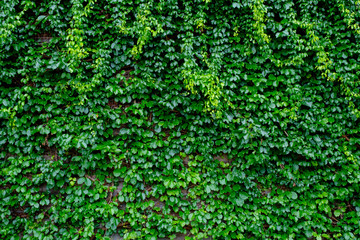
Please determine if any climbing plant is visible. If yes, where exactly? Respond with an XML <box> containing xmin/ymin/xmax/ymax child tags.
<box><xmin>1</xmin><ymin>0</ymin><xmax>360</xmax><ymax>239</ymax></box>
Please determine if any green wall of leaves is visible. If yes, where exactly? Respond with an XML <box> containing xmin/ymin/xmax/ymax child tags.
<box><xmin>1</xmin><ymin>0</ymin><xmax>360</xmax><ymax>239</ymax></box>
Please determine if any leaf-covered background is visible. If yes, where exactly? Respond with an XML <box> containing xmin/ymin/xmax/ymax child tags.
<box><xmin>1</xmin><ymin>0</ymin><xmax>360</xmax><ymax>239</ymax></box>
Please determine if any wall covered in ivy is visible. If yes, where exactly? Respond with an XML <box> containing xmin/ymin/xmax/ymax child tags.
<box><xmin>1</xmin><ymin>0</ymin><xmax>360</xmax><ymax>239</ymax></box>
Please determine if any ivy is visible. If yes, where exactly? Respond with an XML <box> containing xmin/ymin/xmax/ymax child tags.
<box><xmin>1</xmin><ymin>0</ymin><xmax>360</xmax><ymax>240</ymax></box>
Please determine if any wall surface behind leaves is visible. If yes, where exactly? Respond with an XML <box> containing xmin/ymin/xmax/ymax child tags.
<box><xmin>1</xmin><ymin>0</ymin><xmax>360</xmax><ymax>239</ymax></box>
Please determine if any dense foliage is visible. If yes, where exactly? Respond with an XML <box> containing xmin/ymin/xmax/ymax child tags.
<box><xmin>1</xmin><ymin>0</ymin><xmax>360</xmax><ymax>239</ymax></box>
